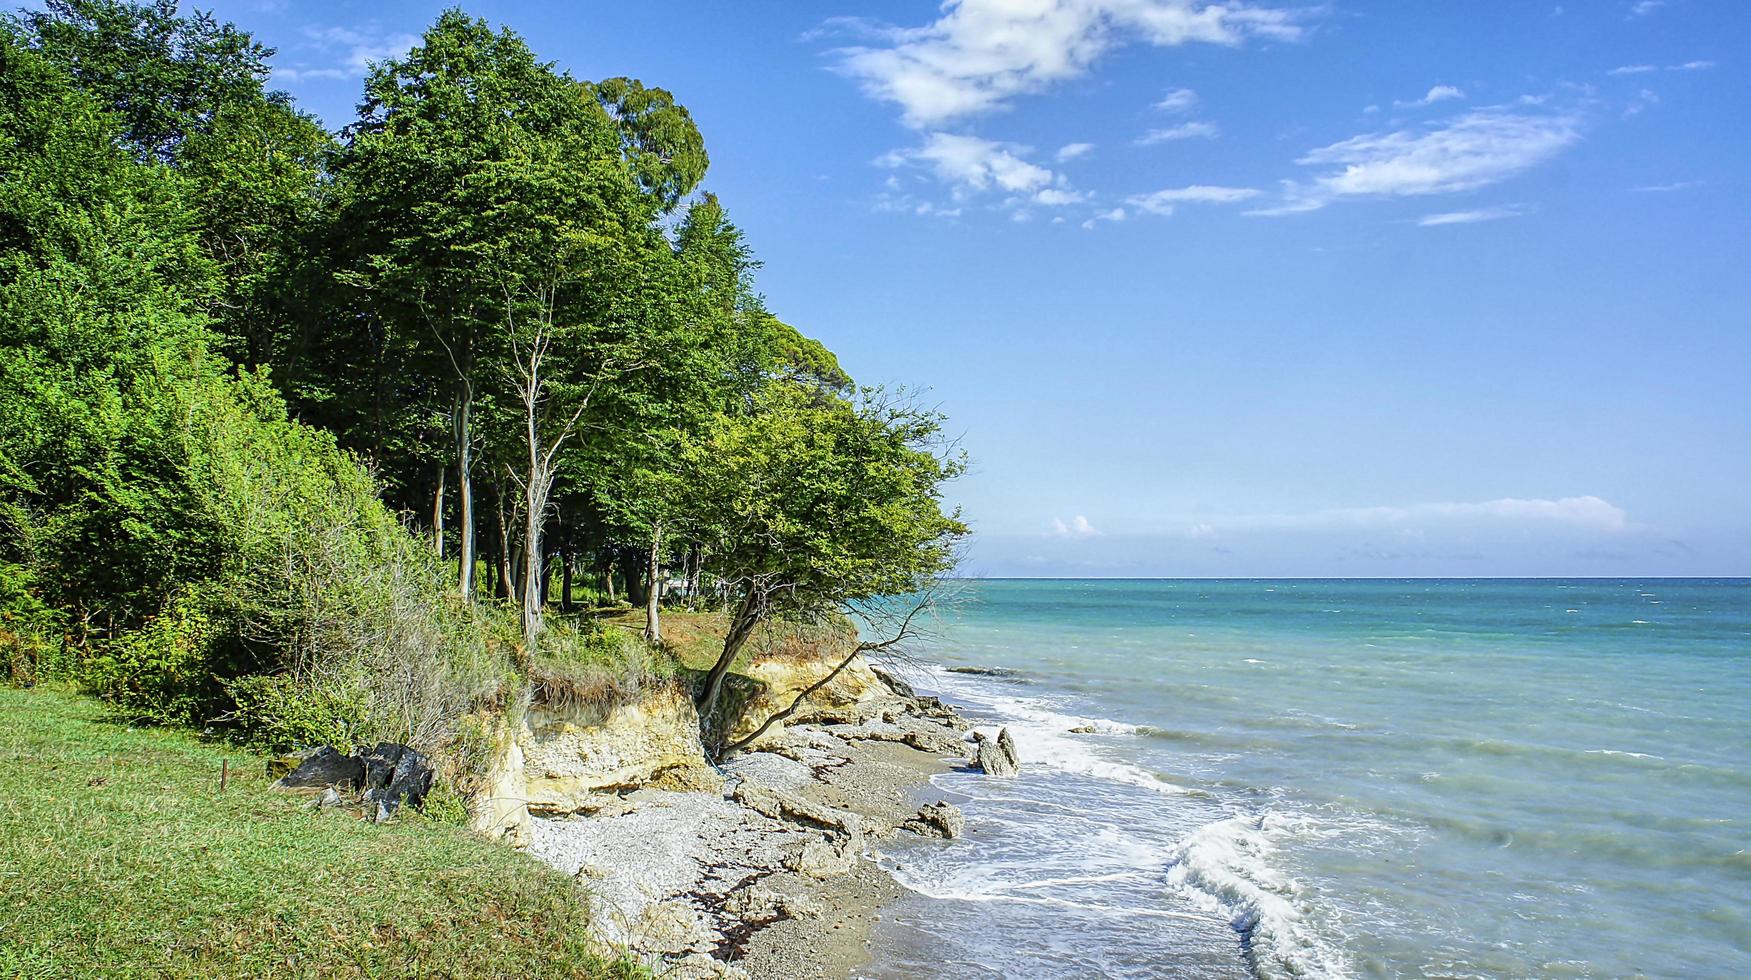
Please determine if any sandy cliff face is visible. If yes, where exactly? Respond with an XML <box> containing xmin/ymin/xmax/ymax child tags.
<box><xmin>471</xmin><ymin>685</ymin><xmax>720</xmax><ymax>845</ymax></box>
<box><xmin>720</xmin><ymin>655</ymin><xmax>897</xmax><ymax>746</ymax></box>
<box><xmin>470</xmin><ymin>653</ymin><xmax>906</xmax><ymax>845</ymax></box>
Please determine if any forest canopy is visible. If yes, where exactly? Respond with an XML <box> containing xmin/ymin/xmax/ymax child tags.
<box><xmin>0</xmin><ymin>1</ymin><xmax>965</xmax><ymax>760</ymax></box>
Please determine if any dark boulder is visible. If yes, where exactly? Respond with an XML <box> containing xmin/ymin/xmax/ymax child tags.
<box><xmin>271</xmin><ymin>742</ymin><xmax>434</xmax><ymax>821</ymax></box>
<box><xmin>359</xmin><ymin>742</ymin><xmax>435</xmax><ymax>819</ymax></box>
<box><xmin>272</xmin><ymin>746</ymin><xmax>364</xmax><ymax>790</ymax></box>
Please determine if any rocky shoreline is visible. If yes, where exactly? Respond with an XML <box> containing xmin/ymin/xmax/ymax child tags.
<box><xmin>524</xmin><ymin>662</ymin><xmax>1011</xmax><ymax>979</ymax></box>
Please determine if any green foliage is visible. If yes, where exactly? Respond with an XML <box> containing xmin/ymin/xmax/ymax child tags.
<box><xmin>592</xmin><ymin>75</ymin><xmax>709</xmax><ymax>212</ymax></box>
<box><xmin>685</xmin><ymin>384</ymin><xmax>968</xmax><ymax>608</ymax></box>
<box><xmin>13</xmin><ymin>0</ymin><xmax>278</xmax><ymax>162</ymax></box>
<box><xmin>81</xmin><ymin>585</ymin><xmax>220</xmax><ymax>726</ymax></box>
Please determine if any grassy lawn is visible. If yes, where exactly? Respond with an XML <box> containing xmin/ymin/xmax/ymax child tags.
<box><xmin>0</xmin><ymin>687</ymin><xmax>640</xmax><ymax>980</ymax></box>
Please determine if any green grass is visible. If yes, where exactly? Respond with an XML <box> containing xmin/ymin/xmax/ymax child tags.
<box><xmin>0</xmin><ymin>687</ymin><xmax>643</xmax><ymax>980</ymax></box>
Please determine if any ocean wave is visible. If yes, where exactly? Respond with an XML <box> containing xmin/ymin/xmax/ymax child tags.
<box><xmin>1163</xmin><ymin>812</ymin><xmax>1353</xmax><ymax>979</ymax></box>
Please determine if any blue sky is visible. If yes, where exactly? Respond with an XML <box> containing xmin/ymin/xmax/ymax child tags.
<box><xmin>202</xmin><ymin>0</ymin><xmax>1748</xmax><ymax>576</ymax></box>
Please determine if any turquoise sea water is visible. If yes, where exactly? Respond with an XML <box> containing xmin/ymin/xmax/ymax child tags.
<box><xmin>862</xmin><ymin>579</ymin><xmax>1751</xmax><ymax>979</ymax></box>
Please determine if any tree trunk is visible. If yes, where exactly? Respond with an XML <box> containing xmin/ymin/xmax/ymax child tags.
<box><xmin>601</xmin><ymin>555</ymin><xmax>617</xmax><ymax>604</ymax></box>
<box><xmin>431</xmin><ymin>463</ymin><xmax>446</xmax><ymax>560</ymax></box>
<box><xmin>521</xmin><ymin>479</ymin><xmax>544</xmax><ymax>647</ymax></box>
<box><xmin>624</xmin><ymin>545</ymin><xmax>650</xmax><ymax>608</ymax></box>
<box><xmin>560</xmin><ymin>548</ymin><xmax>573</xmax><ymax>613</ymax></box>
<box><xmin>644</xmin><ymin>524</ymin><xmax>663</xmax><ymax>643</ymax></box>
<box><xmin>696</xmin><ymin>588</ymin><xmax>764</xmax><ymax>724</ymax></box>
<box><xmin>454</xmin><ymin>391</ymin><xmax>476</xmax><ymax>599</ymax></box>
<box><xmin>496</xmin><ymin>494</ymin><xmax>516</xmax><ymax>606</ymax></box>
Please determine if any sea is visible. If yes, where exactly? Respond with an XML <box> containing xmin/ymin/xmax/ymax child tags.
<box><xmin>858</xmin><ymin>579</ymin><xmax>1750</xmax><ymax>979</ymax></box>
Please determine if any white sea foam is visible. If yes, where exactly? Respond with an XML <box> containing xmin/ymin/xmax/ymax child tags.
<box><xmin>1585</xmin><ymin>749</ymin><xmax>1664</xmax><ymax>761</ymax></box>
<box><xmin>951</xmin><ymin>686</ymin><xmax>1201</xmax><ymax>796</ymax></box>
<box><xmin>1163</xmin><ymin>812</ymin><xmax>1353</xmax><ymax>979</ymax></box>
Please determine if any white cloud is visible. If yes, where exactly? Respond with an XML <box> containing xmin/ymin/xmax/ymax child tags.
<box><xmin>1082</xmin><ymin>207</ymin><xmax>1128</xmax><ymax>229</ymax></box>
<box><xmin>1398</xmin><ymin>84</ymin><xmax>1466</xmax><ymax>108</ymax></box>
<box><xmin>1136</xmin><ymin>121</ymin><xmax>1220</xmax><ymax>144</ymax></box>
<box><xmin>1623</xmin><ymin>88</ymin><xmax>1660</xmax><ymax>117</ymax></box>
<box><xmin>1629</xmin><ymin>0</ymin><xmax>1665</xmax><ymax>16</ymax></box>
<box><xmin>1049</xmin><ymin>515</ymin><xmax>1103</xmax><ymax>538</ymax></box>
<box><xmin>824</xmin><ymin>0</ymin><xmax>1308</xmax><ymax>128</ymax></box>
<box><xmin>1033</xmin><ymin>187</ymin><xmax>1086</xmax><ymax>205</ymax></box>
<box><xmin>1417</xmin><ymin>204</ymin><xmax>1528</xmax><ymax>226</ymax></box>
<box><xmin>1155</xmin><ymin>87</ymin><xmax>1200</xmax><ymax>113</ymax></box>
<box><xmin>1186</xmin><ymin>523</ymin><xmax>1217</xmax><ymax>540</ymax></box>
<box><xmin>1255</xmin><ymin>108</ymin><xmax>1582</xmax><ymax>214</ymax></box>
<box><xmin>878</xmin><ymin>132</ymin><xmax>1058</xmax><ymax>196</ymax></box>
<box><xmin>1630</xmin><ymin>180</ymin><xmax>1701</xmax><ymax>192</ymax></box>
<box><xmin>302</xmin><ymin>25</ymin><xmax>421</xmax><ymax>75</ymax></box>
<box><xmin>1613</xmin><ymin>61</ymin><xmax>1714</xmax><ymax>76</ymax></box>
<box><xmin>1056</xmin><ymin>141</ymin><xmax>1096</xmax><ymax>161</ymax></box>
<box><xmin>275</xmin><ymin>66</ymin><xmax>349</xmax><ymax>82</ymax></box>
<box><xmin>1128</xmin><ymin>184</ymin><xmax>1260</xmax><ymax>215</ymax></box>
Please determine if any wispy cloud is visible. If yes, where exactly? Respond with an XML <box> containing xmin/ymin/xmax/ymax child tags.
<box><xmin>1623</xmin><ymin>88</ymin><xmax>1660</xmax><ymax>117</ymax></box>
<box><xmin>877</xmin><ymin>132</ymin><xmax>1082</xmax><ymax>212</ymax></box>
<box><xmin>821</xmin><ymin>0</ymin><xmax>1310</xmax><ymax>128</ymax></box>
<box><xmin>278</xmin><ymin>24</ymin><xmax>419</xmax><ymax>83</ymax></box>
<box><xmin>1128</xmin><ymin>184</ymin><xmax>1261</xmax><ymax>215</ymax></box>
<box><xmin>1137</xmin><ymin>121</ymin><xmax>1220</xmax><ymax>144</ymax></box>
<box><xmin>1630</xmin><ymin>180</ymin><xmax>1702</xmax><ymax>192</ymax></box>
<box><xmin>1049</xmin><ymin>515</ymin><xmax>1103</xmax><ymax>538</ymax></box>
<box><xmin>1397</xmin><ymin>84</ymin><xmax>1466</xmax><ymax>108</ymax></box>
<box><xmin>1418</xmin><ymin>204</ymin><xmax>1529</xmax><ymax>226</ymax></box>
<box><xmin>1629</xmin><ymin>0</ymin><xmax>1665</xmax><ymax>16</ymax></box>
<box><xmin>1155</xmin><ymin>86</ymin><xmax>1200</xmax><ymax>113</ymax></box>
<box><xmin>1080</xmin><ymin>207</ymin><xmax>1129</xmax><ymax>230</ymax></box>
<box><xmin>1611</xmin><ymin>60</ymin><xmax>1715</xmax><ymax>76</ymax></box>
<box><xmin>1253</xmin><ymin>107</ymin><xmax>1582</xmax><ymax>215</ymax></box>
<box><xmin>1056</xmin><ymin>141</ymin><xmax>1096</xmax><ymax>162</ymax></box>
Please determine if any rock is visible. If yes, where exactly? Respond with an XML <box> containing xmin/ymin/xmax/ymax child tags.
<box><xmin>828</xmin><ymin>719</ymin><xmax>965</xmax><ymax>757</ymax></box>
<box><xmin>969</xmin><ymin>727</ymin><xmax>1020</xmax><ymax>776</ymax></box>
<box><xmin>631</xmin><ymin>900</ymin><xmax>715</xmax><ymax>954</ymax></box>
<box><xmin>732</xmin><ymin>781</ymin><xmax>862</xmax><ymax>838</ymax></box>
<box><xmin>868</xmin><ymin>664</ymin><xmax>918</xmax><ymax>700</ymax></box>
<box><xmin>903</xmin><ymin>801</ymin><xmax>965</xmax><ymax>839</ymax></box>
<box><xmin>668</xmin><ymin>953</ymin><xmax>751</xmax><ymax>979</ymax></box>
<box><xmin>723</xmin><ymin>884</ymin><xmax>823</xmax><ymax>921</ymax></box>
<box><xmin>783</xmin><ymin>835</ymin><xmax>857</xmax><ymax>878</ymax></box>
<box><xmin>946</xmin><ymin>665</ymin><xmax>1023</xmax><ymax>678</ymax></box>
<box><xmin>1068</xmin><ymin>725</ymin><xmax>1097</xmax><ymax>734</ymax></box>
<box><xmin>305</xmin><ymin>786</ymin><xmax>343</xmax><ymax>810</ymax></box>
<box><xmin>272</xmin><ymin>746</ymin><xmax>363</xmax><ymax>791</ymax></box>
<box><xmin>357</xmin><ymin>742</ymin><xmax>434</xmax><ymax>818</ymax></box>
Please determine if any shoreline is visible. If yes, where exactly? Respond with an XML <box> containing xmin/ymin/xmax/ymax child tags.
<box><xmin>524</xmin><ymin>665</ymin><xmax>976</xmax><ymax>979</ymax></box>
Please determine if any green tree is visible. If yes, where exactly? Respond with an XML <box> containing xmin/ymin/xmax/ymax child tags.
<box><xmin>685</xmin><ymin>383</ymin><xmax>967</xmax><ymax>745</ymax></box>
<box><xmin>592</xmin><ymin>76</ymin><xmax>708</xmax><ymax>213</ymax></box>
<box><xmin>328</xmin><ymin>10</ymin><xmax>619</xmax><ymax>599</ymax></box>
<box><xmin>13</xmin><ymin>0</ymin><xmax>275</xmax><ymax>162</ymax></box>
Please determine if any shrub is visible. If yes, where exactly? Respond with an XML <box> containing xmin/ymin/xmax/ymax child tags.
<box><xmin>528</xmin><ymin>620</ymin><xmax>676</xmax><ymax>713</ymax></box>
